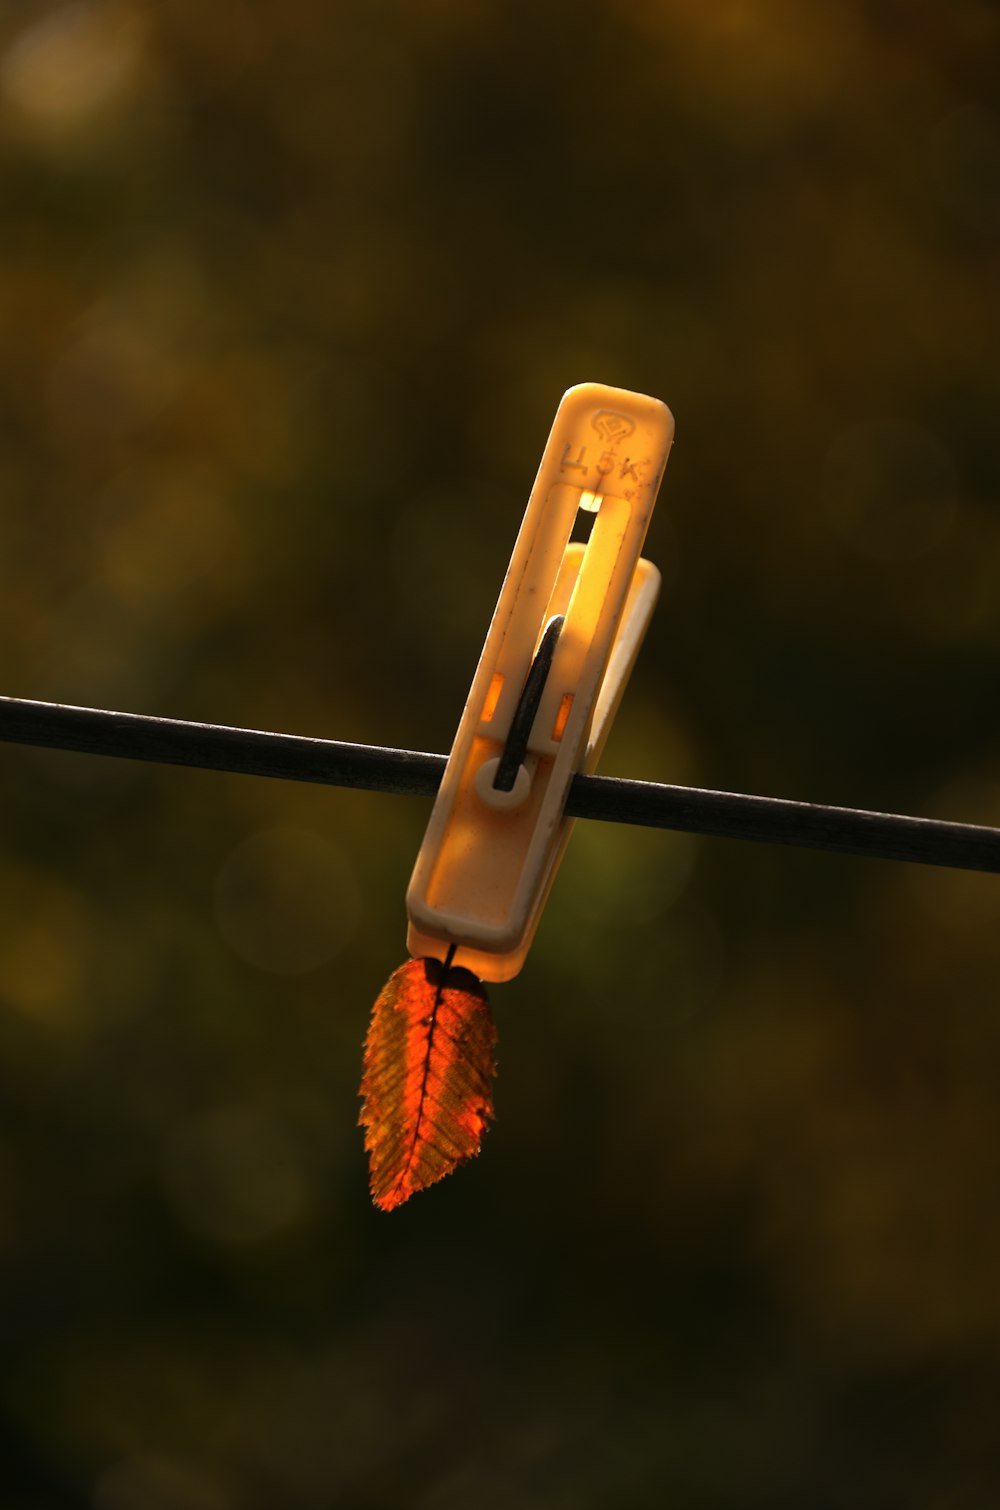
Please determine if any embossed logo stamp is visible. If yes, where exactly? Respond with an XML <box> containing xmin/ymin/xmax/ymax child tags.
<box><xmin>591</xmin><ymin>410</ymin><xmax>636</xmax><ymax>442</ymax></box>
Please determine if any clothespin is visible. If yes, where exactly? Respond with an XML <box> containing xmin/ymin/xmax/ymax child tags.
<box><xmin>408</xmin><ymin>381</ymin><xmax>674</xmax><ymax>980</ymax></box>
<box><xmin>360</xmin><ymin>382</ymin><xmax>673</xmax><ymax>1210</ymax></box>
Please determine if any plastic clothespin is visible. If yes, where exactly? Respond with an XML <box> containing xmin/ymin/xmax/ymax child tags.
<box><xmin>406</xmin><ymin>382</ymin><xmax>675</xmax><ymax>982</ymax></box>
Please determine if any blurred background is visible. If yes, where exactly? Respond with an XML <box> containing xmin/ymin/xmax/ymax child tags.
<box><xmin>1</xmin><ymin>0</ymin><xmax>1000</xmax><ymax>1505</ymax></box>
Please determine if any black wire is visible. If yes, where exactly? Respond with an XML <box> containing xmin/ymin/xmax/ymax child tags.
<box><xmin>2</xmin><ymin>694</ymin><xmax>999</xmax><ymax>874</ymax></box>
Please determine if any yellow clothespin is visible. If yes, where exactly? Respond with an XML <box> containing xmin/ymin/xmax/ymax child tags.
<box><xmin>407</xmin><ymin>382</ymin><xmax>675</xmax><ymax>981</ymax></box>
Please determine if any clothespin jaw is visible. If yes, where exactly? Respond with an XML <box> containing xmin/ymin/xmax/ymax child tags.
<box><xmin>407</xmin><ymin>382</ymin><xmax>674</xmax><ymax>982</ymax></box>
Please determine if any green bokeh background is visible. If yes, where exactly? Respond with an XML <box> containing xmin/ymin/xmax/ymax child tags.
<box><xmin>2</xmin><ymin>2</ymin><xmax>1000</xmax><ymax>1505</ymax></box>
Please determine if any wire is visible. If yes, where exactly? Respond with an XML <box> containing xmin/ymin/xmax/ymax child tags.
<box><xmin>2</xmin><ymin>694</ymin><xmax>999</xmax><ymax>874</ymax></box>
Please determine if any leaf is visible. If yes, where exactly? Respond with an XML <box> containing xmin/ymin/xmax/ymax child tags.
<box><xmin>359</xmin><ymin>956</ymin><xmax>496</xmax><ymax>1211</ymax></box>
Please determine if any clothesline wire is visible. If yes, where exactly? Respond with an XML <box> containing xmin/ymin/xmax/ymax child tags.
<box><xmin>2</xmin><ymin>694</ymin><xmax>998</xmax><ymax>875</ymax></box>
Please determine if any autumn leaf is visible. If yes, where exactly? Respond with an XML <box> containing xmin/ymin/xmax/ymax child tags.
<box><xmin>359</xmin><ymin>956</ymin><xmax>497</xmax><ymax>1211</ymax></box>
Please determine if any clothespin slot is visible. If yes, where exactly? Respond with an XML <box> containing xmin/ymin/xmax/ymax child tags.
<box><xmin>407</xmin><ymin>382</ymin><xmax>674</xmax><ymax>982</ymax></box>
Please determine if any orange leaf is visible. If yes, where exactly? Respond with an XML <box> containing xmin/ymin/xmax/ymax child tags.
<box><xmin>359</xmin><ymin>956</ymin><xmax>496</xmax><ymax>1211</ymax></box>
